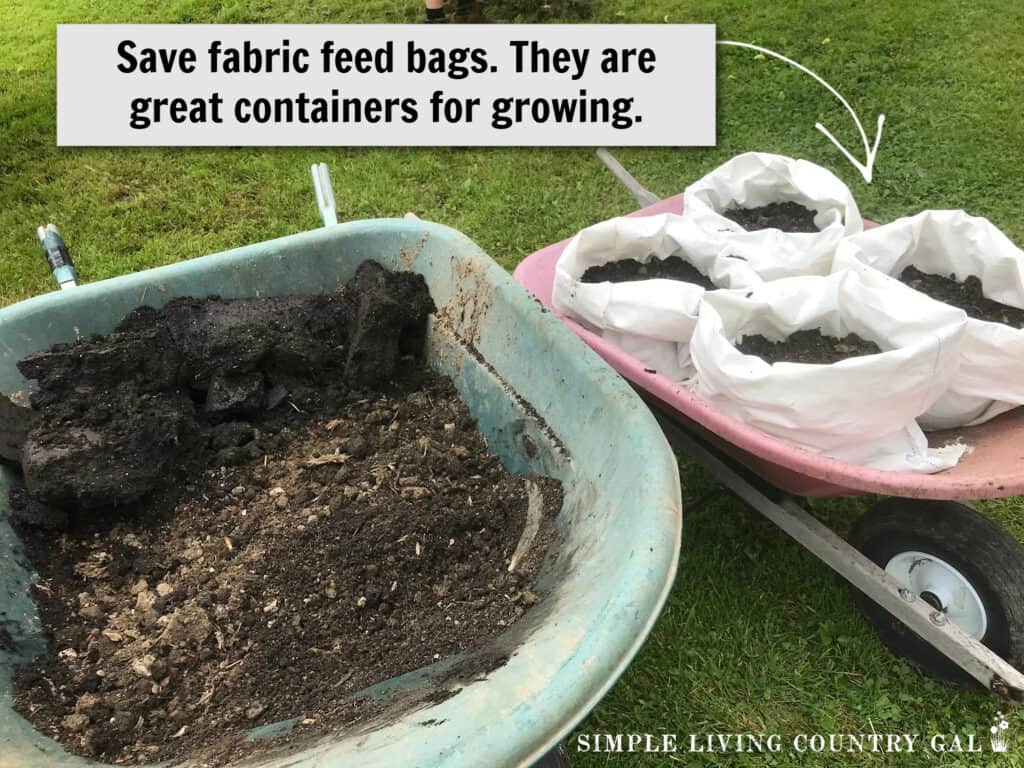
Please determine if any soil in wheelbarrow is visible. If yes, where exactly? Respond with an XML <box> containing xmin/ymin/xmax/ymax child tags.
<box><xmin>722</xmin><ymin>201</ymin><xmax>820</xmax><ymax>233</ymax></box>
<box><xmin>736</xmin><ymin>329</ymin><xmax>883</xmax><ymax>365</ymax></box>
<box><xmin>898</xmin><ymin>265</ymin><xmax>1024</xmax><ymax>328</ymax></box>
<box><xmin>580</xmin><ymin>255</ymin><xmax>716</xmax><ymax>289</ymax></box>
<box><xmin>5</xmin><ymin>261</ymin><xmax>563</xmax><ymax>766</ymax></box>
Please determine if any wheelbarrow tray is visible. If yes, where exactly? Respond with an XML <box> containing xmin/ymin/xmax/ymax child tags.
<box><xmin>514</xmin><ymin>193</ymin><xmax>1024</xmax><ymax>500</ymax></box>
<box><xmin>0</xmin><ymin>219</ymin><xmax>681</xmax><ymax>768</ymax></box>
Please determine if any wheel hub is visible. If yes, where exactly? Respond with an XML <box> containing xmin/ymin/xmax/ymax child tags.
<box><xmin>884</xmin><ymin>551</ymin><xmax>988</xmax><ymax>640</ymax></box>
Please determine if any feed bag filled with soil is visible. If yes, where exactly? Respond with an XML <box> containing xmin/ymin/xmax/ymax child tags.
<box><xmin>690</xmin><ymin>269</ymin><xmax>969</xmax><ymax>473</ymax></box>
<box><xmin>553</xmin><ymin>213</ymin><xmax>731</xmax><ymax>381</ymax></box>
<box><xmin>834</xmin><ymin>209</ymin><xmax>1024</xmax><ymax>428</ymax></box>
<box><xmin>2</xmin><ymin>260</ymin><xmax>563</xmax><ymax>765</ymax></box>
<box><xmin>682</xmin><ymin>151</ymin><xmax>863</xmax><ymax>284</ymax></box>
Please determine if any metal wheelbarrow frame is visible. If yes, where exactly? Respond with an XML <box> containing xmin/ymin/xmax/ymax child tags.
<box><xmin>513</xmin><ymin>152</ymin><xmax>1024</xmax><ymax>699</ymax></box>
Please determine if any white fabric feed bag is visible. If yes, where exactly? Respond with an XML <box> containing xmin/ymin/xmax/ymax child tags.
<box><xmin>552</xmin><ymin>213</ymin><xmax>725</xmax><ymax>380</ymax></box>
<box><xmin>834</xmin><ymin>210</ymin><xmax>1024</xmax><ymax>429</ymax></box>
<box><xmin>690</xmin><ymin>269</ymin><xmax>969</xmax><ymax>473</ymax></box>
<box><xmin>683</xmin><ymin>152</ymin><xmax>864</xmax><ymax>285</ymax></box>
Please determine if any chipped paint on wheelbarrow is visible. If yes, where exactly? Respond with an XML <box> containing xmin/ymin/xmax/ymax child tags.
<box><xmin>0</xmin><ymin>220</ymin><xmax>681</xmax><ymax>768</ymax></box>
<box><xmin>514</xmin><ymin>193</ymin><xmax>1024</xmax><ymax>501</ymax></box>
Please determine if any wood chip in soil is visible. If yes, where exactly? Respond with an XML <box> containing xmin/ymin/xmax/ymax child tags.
<box><xmin>735</xmin><ymin>329</ymin><xmax>883</xmax><ymax>365</ymax></box>
<box><xmin>722</xmin><ymin>201</ymin><xmax>820</xmax><ymax>233</ymax></box>
<box><xmin>899</xmin><ymin>265</ymin><xmax>1024</xmax><ymax>328</ymax></box>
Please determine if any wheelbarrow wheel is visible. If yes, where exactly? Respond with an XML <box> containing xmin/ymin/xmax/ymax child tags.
<box><xmin>848</xmin><ymin>498</ymin><xmax>1024</xmax><ymax>686</ymax></box>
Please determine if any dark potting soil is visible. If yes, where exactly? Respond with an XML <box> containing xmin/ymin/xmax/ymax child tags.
<box><xmin>580</xmin><ymin>255</ymin><xmax>716</xmax><ymax>290</ymax></box>
<box><xmin>898</xmin><ymin>265</ymin><xmax>1024</xmax><ymax>329</ymax></box>
<box><xmin>735</xmin><ymin>329</ymin><xmax>884</xmax><ymax>365</ymax></box>
<box><xmin>9</xmin><ymin>260</ymin><xmax>436</xmax><ymax>516</ymax></box>
<box><xmin>722</xmin><ymin>201</ymin><xmax>820</xmax><ymax>233</ymax></box>
<box><xmin>6</xmin><ymin>262</ymin><xmax>563</xmax><ymax>765</ymax></box>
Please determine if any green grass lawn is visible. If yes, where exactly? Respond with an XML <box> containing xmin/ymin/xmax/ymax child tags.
<box><xmin>2</xmin><ymin>0</ymin><xmax>1024</xmax><ymax>765</ymax></box>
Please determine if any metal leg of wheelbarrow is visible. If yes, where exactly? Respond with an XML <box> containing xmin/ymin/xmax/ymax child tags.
<box><xmin>653</xmin><ymin>412</ymin><xmax>1024</xmax><ymax>700</ymax></box>
<box><xmin>595</xmin><ymin>149</ymin><xmax>661</xmax><ymax>208</ymax></box>
<box><xmin>530</xmin><ymin>743</ymin><xmax>572</xmax><ymax>767</ymax></box>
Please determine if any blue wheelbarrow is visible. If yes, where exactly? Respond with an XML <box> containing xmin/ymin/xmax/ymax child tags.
<box><xmin>0</xmin><ymin>167</ymin><xmax>681</xmax><ymax>767</ymax></box>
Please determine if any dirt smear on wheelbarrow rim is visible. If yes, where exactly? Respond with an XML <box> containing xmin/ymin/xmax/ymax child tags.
<box><xmin>6</xmin><ymin>261</ymin><xmax>563</xmax><ymax>766</ymax></box>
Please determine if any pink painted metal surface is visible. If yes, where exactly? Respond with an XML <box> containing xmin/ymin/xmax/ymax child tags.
<box><xmin>512</xmin><ymin>193</ymin><xmax>1024</xmax><ymax>500</ymax></box>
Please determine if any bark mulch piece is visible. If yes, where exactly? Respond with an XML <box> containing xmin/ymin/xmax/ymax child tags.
<box><xmin>722</xmin><ymin>201</ymin><xmax>820</xmax><ymax>233</ymax></box>
<box><xmin>580</xmin><ymin>255</ymin><xmax>716</xmax><ymax>289</ymax></box>
<box><xmin>899</xmin><ymin>265</ymin><xmax>1024</xmax><ymax>329</ymax></box>
<box><xmin>7</xmin><ymin>261</ymin><xmax>563</xmax><ymax>766</ymax></box>
<box><xmin>735</xmin><ymin>329</ymin><xmax>883</xmax><ymax>365</ymax></box>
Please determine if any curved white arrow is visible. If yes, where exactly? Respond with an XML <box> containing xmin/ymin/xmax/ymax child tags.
<box><xmin>718</xmin><ymin>40</ymin><xmax>886</xmax><ymax>183</ymax></box>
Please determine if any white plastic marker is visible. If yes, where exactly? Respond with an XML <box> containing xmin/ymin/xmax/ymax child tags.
<box><xmin>718</xmin><ymin>40</ymin><xmax>885</xmax><ymax>183</ymax></box>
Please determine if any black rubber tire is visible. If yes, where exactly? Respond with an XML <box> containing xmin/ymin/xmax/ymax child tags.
<box><xmin>848</xmin><ymin>498</ymin><xmax>1024</xmax><ymax>687</ymax></box>
<box><xmin>531</xmin><ymin>744</ymin><xmax>571</xmax><ymax>768</ymax></box>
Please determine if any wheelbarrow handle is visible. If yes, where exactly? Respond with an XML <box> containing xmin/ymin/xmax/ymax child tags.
<box><xmin>37</xmin><ymin>223</ymin><xmax>78</xmax><ymax>290</ymax></box>
<box><xmin>595</xmin><ymin>149</ymin><xmax>662</xmax><ymax>208</ymax></box>
<box><xmin>311</xmin><ymin>162</ymin><xmax>339</xmax><ymax>227</ymax></box>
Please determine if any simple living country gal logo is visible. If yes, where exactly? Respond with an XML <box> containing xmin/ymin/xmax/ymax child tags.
<box><xmin>576</xmin><ymin>724</ymin><xmax>1017</xmax><ymax>757</ymax></box>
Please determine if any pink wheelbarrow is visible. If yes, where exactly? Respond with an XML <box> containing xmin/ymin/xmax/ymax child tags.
<box><xmin>513</xmin><ymin>151</ymin><xmax>1024</xmax><ymax>699</ymax></box>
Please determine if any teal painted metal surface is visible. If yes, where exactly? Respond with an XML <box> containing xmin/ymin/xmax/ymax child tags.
<box><xmin>0</xmin><ymin>220</ymin><xmax>681</xmax><ymax>768</ymax></box>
